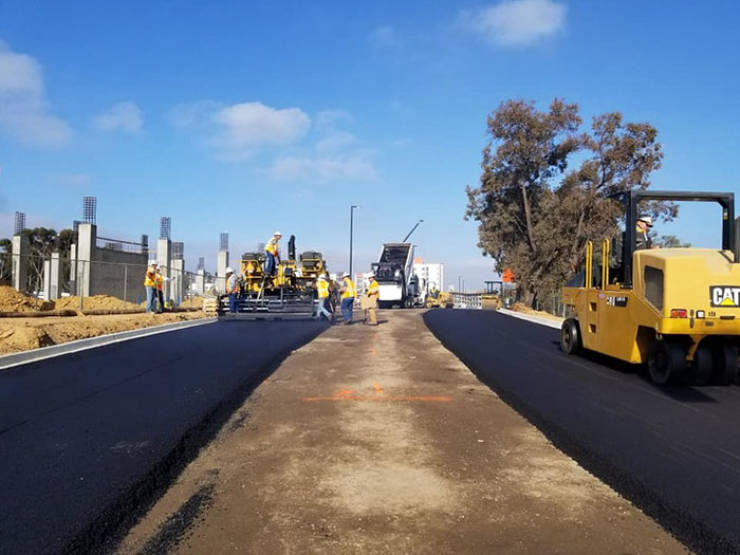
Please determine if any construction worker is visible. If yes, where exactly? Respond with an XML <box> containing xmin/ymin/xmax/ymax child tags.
<box><xmin>144</xmin><ymin>262</ymin><xmax>158</xmax><ymax>312</ymax></box>
<box><xmin>365</xmin><ymin>273</ymin><xmax>379</xmax><ymax>325</ymax></box>
<box><xmin>339</xmin><ymin>272</ymin><xmax>356</xmax><ymax>325</ymax></box>
<box><xmin>264</xmin><ymin>231</ymin><xmax>282</xmax><ymax>276</ymax></box>
<box><xmin>155</xmin><ymin>266</ymin><xmax>166</xmax><ymax>313</ymax></box>
<box><xmin>225</xmin><ymin>267</ymin><xmax>239</xmax><ymax>313</ymax></box>
<box><xmin>316</xmin><ymin>274</ymin><xmax>333</xmax><ymax>322</ymax></box>
<box><xmin>636</xmin><ymin>215</ymin><xmax>653</xmax><ymax>250</ymax></box>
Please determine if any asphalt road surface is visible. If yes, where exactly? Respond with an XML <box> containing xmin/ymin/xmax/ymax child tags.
<box><xmin>0</xmin><ymin>319</ymin><xmax>326</xmax><ymax>554</ymax></box>
<box><xmin>425</xmin><ymin>309</ymin><xmax>740</xmax><ymax>554</ymax></box>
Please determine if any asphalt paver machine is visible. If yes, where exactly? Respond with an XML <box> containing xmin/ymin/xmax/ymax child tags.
<box><xmin>561</xmin><ymin>190</ymin><xmax>740</xmax><ymax>385</ymax></box>
<box><xmin>219</xmin><ymin>235</ymin><xmax>326</xmax><ymax>320</ymax></box>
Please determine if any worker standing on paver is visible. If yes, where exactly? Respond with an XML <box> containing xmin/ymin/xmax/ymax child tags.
<box><xmin>264</xmin><ymin>231</ymin><xmax>282</xmax><ymax>276</ymax></box>
<box><xmin>339</xmin><ymin>272</ymin><xmax>356</xmax><ymax>325</ymax></box>
<box><xmin>365</xmin><ymin>273</ymin><xmax>379</xmax><ymax>326</ymax></box>
<box><xmin>225</xmin><ymin>267</ymin><xmax>239</xmax><ymax>314</ymax></box>
<box><xmin>316</xmin><ymin>274</ymin><xmax>334</xmax><ymax>323</ymax></box>
<box><xmin>144</xmin><ymin>262</ymin><xmax>158</xmax><ymax>313</ymax></box>
<box><xmin>636</xmin><ymin>215</ymin><xmax>653</xmax><ymax>250</ymax></box>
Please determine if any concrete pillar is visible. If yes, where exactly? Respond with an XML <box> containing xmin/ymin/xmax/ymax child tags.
<box><xmin>50</xmin><ymin>252</ymin><xmax>61</xmax><ymax>300</ymax></box>
<box><xmin>196</xmin><ymin>268</ymin><xmax>205</xmax><ymax>295</ymax></box>
<box><xmin>217</xmin><ymin>250</ymin><xmax>229</xmax><ymax>294</ymax></box>
<box><xmin>157</xmin><ymin>238</ymin><xmax>172</xmax><ymax>301</ymax></box>
<box><xmin>171</xmin><ymin>258</ymin><xmax>185</xmax><ymax>305</ymax></box>
<box><xmin>75</xmin><ymin>223</ymin><xmax>96</xmax><ymax>297</ymax></box>
<box><xmin>42</xmin><ymin>259</ymin><xmax>51</xmax><ymax>300</ymax></box>
<box><xmin>11</xmin><ymin>234</ymin><xmax>30</xmax><ymax>292</ymax></box>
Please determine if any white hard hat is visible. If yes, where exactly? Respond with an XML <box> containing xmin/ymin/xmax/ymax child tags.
<box><xmin>149</xmin><ymin>260</ymin><xmax>158</xmax><ymax>267</ymax></box>
<box><xmin>341</xmin><ymin>272</ymin><xmax>350</xmax><ymax>278</ymax></box>
<box><xmin>225</xmin><ymin>266</ymin><xmax>234</xmax><ymax>274</ymax></box>
<box><xmin>637</xmin><ymin>215</ymin><xmax>653</xmax><ymax>227</ymax></box>
<box><xmin>366</xmin><ymin>272</ymin><xmax>375</xmax><ymax>278</ymax></box>
<box><xmin>274</xmin><ymin>230</ymin><xmax>282</xmax><ymax>236</ymax></box>
<box><xmin>318</xmin><ymin>275</ymin><xmax>327</xmax><ymax>281</ymax></box>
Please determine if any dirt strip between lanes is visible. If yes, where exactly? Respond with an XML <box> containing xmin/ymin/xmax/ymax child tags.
<box><xmin>120</xmin><ymin>310</ymin><xmax>685</xmax><ymax>554</ymax></box>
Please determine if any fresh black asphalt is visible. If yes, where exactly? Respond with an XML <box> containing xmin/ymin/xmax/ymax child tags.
<box><xmin>425</xmin><ymin>309</ymin><xmax>740</xmax><ymax>554</ymax></box>
<box><xmin>0</xmin><ymin>319</ymin><xmax>327</xmax><ymax>554</ymax></box>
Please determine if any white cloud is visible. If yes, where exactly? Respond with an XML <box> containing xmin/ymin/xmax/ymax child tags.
<box><xmin>168</xmin><ymin>100</ymin><xmax>221</xmax><ymax>128</ymax></box>
<box><xmin>460</xmin><ymin>0</ymin><xmax>566</xmax><ymax>47</ymax></box>
<box><xmin>0</xmin><ymin>41</ymin><xmax>72</xmax><ymax>147</ymax></box>
<box><xmin>315</xmin><ymin>109</ymin><xmax>352</xmax><ymax>130</ymax></box>
<box><xmin>266</xmin><ymin>151</ymin><xmax>378</xmax><ymax>184</ymax></box>
<box><xmin>211</xmin><ymin>102</ymin><xmax>310</xmax><ymax>159</ymax></box>
<box><xmin>93</xmin><ymin>101</ymin><xmax>143</xmax><ymax>133</ymax></box>
<box><xmin>316</xmin><ymin>131</ymin><xmax>358</xmax><ymax>155</ymax></box>
<box><xmin>369</xmin><ymin>25</ymin><xmax>399</xmax><ymax>48</ymax></box>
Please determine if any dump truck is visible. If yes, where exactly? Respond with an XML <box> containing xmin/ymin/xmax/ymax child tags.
<box><xmin>219</xmin><ymin>235</ymin><xmax>327</xmax><ymax>319</ymax></box>
<box><xmin>371</xmin><ymin>242</ymin><xmax>420</xmax><ymax>308</ymax></box>
<box><xmin>561</xmin><ymin>190</ymin><xmax>740</xmax><ymax>385</ymax></box>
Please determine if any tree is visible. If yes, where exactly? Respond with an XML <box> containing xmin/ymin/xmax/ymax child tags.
<box><xmin>465</xmin><ymin>99</ymin><xmax>583</xmax><ymax>305</ymax></box>
<box><xmin>654</xmin><ymin>234</ymin><xmax>691</xmax><ymax>248</ymax></box>
<box><xmin>467</xmin><ymin>99</ymin><xmax>666</xmax><ymax>306</ymax></box>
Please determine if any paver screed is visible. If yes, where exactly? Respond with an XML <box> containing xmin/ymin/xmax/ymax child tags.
<box><xmin>120</xmin><ymin>310</ymin><xmax>684</xmax><ymax>554</ymax></box>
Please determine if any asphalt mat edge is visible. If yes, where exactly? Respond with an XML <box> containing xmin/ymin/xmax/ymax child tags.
<box><xmin>61</xmin><ymin>321</ymin><xmax>329</xmax><ymax>555</ymax></box>
<box><xmin>423</xmin><ymin>310</ymin><xmax>738</xmax><ymax>555</ymax></box>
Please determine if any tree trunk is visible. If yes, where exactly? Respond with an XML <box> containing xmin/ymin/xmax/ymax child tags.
<box><xmin>520</xmin><ymin>183</ymin><xmax>537</xmax><ymax>252</ymax></box>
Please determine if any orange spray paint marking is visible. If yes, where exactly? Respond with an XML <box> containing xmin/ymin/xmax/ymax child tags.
<box><xmin>302</xmin><ymin>395</ymin><xmax>452</xmax><ymax>402</ymax></box>
<box><xmin>373</xmin><ymin>383</ymin><xmax>384</xmax><ymax>395</ymax></box>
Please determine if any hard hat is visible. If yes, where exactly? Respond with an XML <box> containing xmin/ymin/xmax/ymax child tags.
<box><xmin>318</xmin><ymin>275</ymin><xmax>327</xmax><ymax>281</ymax></box>
<box><xmin>149</xmin><ymin>260</ymin><xmax>158</xmax><ymax>267</ymax></box>
<box><xmin>225</xmin><ymin>266</ymin><xmax>234</xmax><ymax>274</ymax></box>
<box><xmin>366</xmin><ymin>272</ymin><xmax>375</xmax><ymax>278</ymax></box>
<box><xmin>274</xmin><ymin>230</ymin><xmax>282</xmax><ymax>236</ymax></box>
<box><xmin>341</xmin><ymin>272</ymin><xmax>350</xmax><ymax>278</ymax></box>
<box><xmin>637</xmin><ymin>215</ymin><xmax>653</xmax><ymax>227</ymax></box>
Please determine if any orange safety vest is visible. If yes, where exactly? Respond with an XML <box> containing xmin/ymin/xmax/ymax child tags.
<box><xmin>341</xmin><ymin>277</ymin><xmax>356</xmax><ymax>299</ymax></box>
<box><xmin>156</xmin><ymin>273</ymin><xmax>164</xmax><ymax>291</ymax></box>
<box><xmin>367</xmin><ymin>280</ymin><xmax>379</xmax><ymax>297</ymax></box>
<box><xmin>265</xmin><ymin>238</ymin><xmax>279</xmax><ymax>255</ymax></box>
<box><xmin>317</xmin><ymin>280</ymin><xmax>329</xmax><ymax>299</ymax></box>
<box><xmin>144</xmin><ymin>270</ymin><xmax>156</xmax><ymax>288</ymax></box>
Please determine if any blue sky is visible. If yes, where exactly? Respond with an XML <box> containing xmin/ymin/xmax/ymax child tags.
<box><xmin>0</xmin><ymin>0</ymin><xmax>739</xmax><ymax>289</ymax></box>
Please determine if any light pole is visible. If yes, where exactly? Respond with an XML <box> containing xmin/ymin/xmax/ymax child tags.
<box><xmin>349</xmin><ymin>205</ymin><xmax>358</xmax><ymax>277</ymax></box>
<box><xmin>403</xmin><ymin>219</ymin><xmax>424</xmax><ymax>242</ymax></box>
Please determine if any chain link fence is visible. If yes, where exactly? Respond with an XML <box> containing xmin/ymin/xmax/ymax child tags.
<box><xmin>3</xmin><ymin>254</ymin><xmax>209</xmax><ymax>313</ymax></box>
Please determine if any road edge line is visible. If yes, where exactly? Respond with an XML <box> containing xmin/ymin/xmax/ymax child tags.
<box><xmin>497</xmin><ymin>308</ymin><xmax>562</xmax><ymax>329</ymax></box>
<box><xmin>0</xmin><ymin>317</ymin><xmax>218</xmax><ymax>370</ymax></box>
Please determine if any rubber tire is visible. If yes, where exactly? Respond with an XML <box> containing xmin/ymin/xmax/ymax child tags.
<box><xmin>560</xmin><ymin>318</ymin><xmax>581</xmax><ymax>355</ymax></box>
<box><xmin>648</xmin><ymin>340</ymin><xmax>687</xmax><ymax>385</ymax></box>
<box><xmin>691</xmin><ymin>343</ymin><xmax>714</xmax><ymax>386</ymax></box>
<box><xmin>713</xmin><ymin>342</ymin><xmax>739</xmax><ymax>385</ymax></box>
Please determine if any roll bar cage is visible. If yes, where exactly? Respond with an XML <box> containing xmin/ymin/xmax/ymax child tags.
<box><xmin>618</xmin><ymin>190</ymin><xmax>737</xmax><ymax>287</ymax></box>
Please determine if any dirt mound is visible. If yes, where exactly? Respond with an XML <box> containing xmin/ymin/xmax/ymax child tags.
<box><xmin>179</xmin><ymin>296</ymin><xmax>205</xmax><ymax>309</ymax></box>
<box><xmin>54</xmin><ymin>295</ymin><xmax>143</xmax><ymax>311</ymax></box>
<box><xmin>511</xmin><ymin>302</ymin><xmax>562</xmax><ymax>321</ymax></box>
<box><xmin>0</xmin><ymin>286</ymin><xmax>54</xmax><ymax>312</ymax></box>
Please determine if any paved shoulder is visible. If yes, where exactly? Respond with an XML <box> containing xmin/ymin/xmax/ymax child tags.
<box><xmin>425</xmin><ymin>308</ymin><xmax>740</xmax><ymax>553</ymax></box>
<box><xmin>0</xmin><ymin>320</ymin><xmax>326</xmax><ymax>554</ymax></box>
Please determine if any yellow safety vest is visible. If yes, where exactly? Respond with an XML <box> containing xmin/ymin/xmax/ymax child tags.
<box><xmin>342</xmin><ymin>278</ymin><xmax>356</xmax><ymax>299</ymax></box>
<box><xmin>144</xmin><ymin>271</ymin><xmax>156</xmax><ymax>287</ymax></box>
<box><xmin>368</xmin><ymin>280</ymin><xmax>379</xmax><ymax>296</ymax></box>
<box><xmin>317</xmin><ymin>280</ymin><xmax>329</xmax><ymax>299</ymax></box>
<box><xmin>265</xmin><ymin>238</ymin><xmax>279</xmax><ymax>255</ymax></box>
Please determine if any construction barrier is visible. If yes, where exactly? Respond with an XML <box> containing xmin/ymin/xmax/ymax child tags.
<box><xmin>451</xmin><ymin>292</ymin><xmax>482</xmax><ymax>310</ymax></box>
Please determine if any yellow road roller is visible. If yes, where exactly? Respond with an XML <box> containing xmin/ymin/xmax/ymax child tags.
<box><xmin>561</xmin><ymin>190</ymin><xmax>740</xmax><ymax>385</ymax></box>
